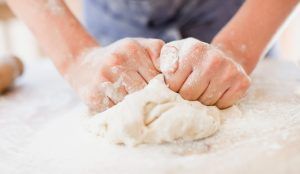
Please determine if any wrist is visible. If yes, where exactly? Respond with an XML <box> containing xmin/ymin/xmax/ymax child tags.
<box><xmin>57</xmin><ymin>38</ymin><xmax>99</xmax><ymax>73</ymax></box>
<box><xmin>60</xmin><ymin>46</ymin><xmax>99</xmax><ymax>82</ymax></box>
<box><xmin>211</xmin><ymin>36</ymin><xmax>258</xmax><ymax>74</ymax></box>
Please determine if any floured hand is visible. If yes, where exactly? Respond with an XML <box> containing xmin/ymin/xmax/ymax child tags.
<box><xmin>158</xmin><ymin>38</ymin><xmax>251</xmax><ymax>109</ymax></box>
<box><xmin>65</xmin><ymin>38</ymin><xmax>164</xmax><ymax>112</ymax></box>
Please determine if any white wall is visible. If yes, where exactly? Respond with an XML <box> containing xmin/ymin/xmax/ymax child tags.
<box><xmin>0</xmin><ymin>20</ymin><xmax>42</xmax><ymax>63</ymax></box>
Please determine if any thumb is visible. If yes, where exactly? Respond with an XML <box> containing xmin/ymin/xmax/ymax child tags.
<box><xmin>159</xmin><ymin>40</ymin><xmax>182</xmax><ymax>74</ymax></box>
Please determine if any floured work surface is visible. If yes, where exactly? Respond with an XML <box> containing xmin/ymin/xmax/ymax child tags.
<box><xmin>0</xmin><ymin>59</ymin><xmax>300</xmax><ymax>174</ymax></box>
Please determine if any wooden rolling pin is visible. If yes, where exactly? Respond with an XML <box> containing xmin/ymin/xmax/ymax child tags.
<box><xmin>0</xmin><ymin>55</ymin><xmax>24</xmax><ymax>93</ymax></box>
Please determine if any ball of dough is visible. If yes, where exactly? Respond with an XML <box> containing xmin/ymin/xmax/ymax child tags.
<box><xmin>85</xmin><ymin>75</ymin><xmax>221</xmax><ymax>146</ymax></box>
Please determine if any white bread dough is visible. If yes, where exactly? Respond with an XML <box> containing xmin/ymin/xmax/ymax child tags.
<box><xmin>85</xmin><ymin>75</ymin><xmax>221</xmax><ymax>145</ymax></box>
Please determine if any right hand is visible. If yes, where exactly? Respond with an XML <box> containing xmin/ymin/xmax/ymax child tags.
<box><xmin>65</xmin><ymin>38</ymin><xmax>164</xmax><ymax>113</ymax></box>
<box><xmin>157</xmin><ymin>38</ymin><xmax>251</xmax><ymax>109</ymax></box>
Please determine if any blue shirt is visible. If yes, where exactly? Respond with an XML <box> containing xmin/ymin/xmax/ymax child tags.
<box><xmin>83</xmin><ymin>0</ymin><xmax>244</xmax><ymax>45</ymax></box>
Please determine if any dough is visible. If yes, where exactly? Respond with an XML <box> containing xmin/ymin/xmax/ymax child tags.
<box><xmin>85</xmin><ymin>75</ymin><xmax>221</xmax><ymax>146</ymax></box>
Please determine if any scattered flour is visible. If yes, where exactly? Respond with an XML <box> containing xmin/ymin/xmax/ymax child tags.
<box><xmin>1</xmin><ymin>60</ymin><xmax>300</xmax><ymax>174</ymax></box>
<box><xmin>295</xmin><ymin>86</ymin><xmax>300</xmax><ymax>97</ymax></box>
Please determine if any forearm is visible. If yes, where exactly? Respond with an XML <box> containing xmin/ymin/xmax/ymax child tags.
<box><xmin>212</xmin><ymin>0</ymin><xmax>299</xmax><ymax>74</ymax></box>
<box><xmin>6</xmin><ymin>0</ymin><xmax>98</xmax><ymax>74</ymax></box>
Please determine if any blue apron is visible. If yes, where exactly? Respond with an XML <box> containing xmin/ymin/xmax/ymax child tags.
<box><xmin>83</xmin><ymin>0</ymin><xmax>244</xmax><ymax>45</ymax></box>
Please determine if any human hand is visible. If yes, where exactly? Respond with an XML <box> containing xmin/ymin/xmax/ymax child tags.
<box><xmin>65</xmin><ymin>38</ymin><xmax>164</xmax><ymax>112</ymax></box>
<box><xmin>158</xmin><ymin>38</ymin><xmax>251</xmax><ymax>109</ymax></box>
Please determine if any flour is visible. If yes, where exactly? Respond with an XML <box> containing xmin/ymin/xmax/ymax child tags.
<box><xmin>46</xmin><ymin>0</ymin><xmax>65</xmax><ymax>15</ymax></box>
<box><xmin>160</xmin><ymin>38</ymin><xmax>209</xmax><ymax>73</ymax></box>
<box><xmin>160</xmin><ymin>46</ymin><xmax>179</xmax><ymax>73</ymax></box>
<box><xmin>100</xmin><ymin>79</ymin><xmax>124</xmax><ymax>103</ymax></box>
<box><xmin>295</xmin><ymin>86</ymin><xmax>300</xmax><ymax>97</ymax></box>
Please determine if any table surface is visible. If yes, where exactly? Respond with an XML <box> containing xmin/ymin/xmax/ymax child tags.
<box><xmin>1</xmin><ymin>59</ymin><xmax>300</xmax><ymax>174</ymax></box>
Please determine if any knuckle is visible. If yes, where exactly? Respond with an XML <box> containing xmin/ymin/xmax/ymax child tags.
<box><xmin>187</xmin><ymin>40</ymin><xmax>206</xmax><ymax>52</ymax></box>
<box><xmin>199</xmin><ymin>96</ymin><xmax>212</xmax><ymax>106</ymax></box>
<box><xmin>191</xmin><ymin>43</ymin><xmax>205</xmax><ymax>56</ymax></box>
<box><xmin>223</xmin><ymin>68</ymin><xmax>237</xmax><ymax>82</ymax></box>
<box><xmin>165</xmin><ymin>79</ymin><xmax>181</xmax><ymax>93</ymax></box>
<box><xmin>239</xmin><ymin>77</ymin><xmax>251</xmax><ymax>89</ymax></box>
<box><xmin>119</xmin><ymin>38</ymin><xmax>139</xmax><ymax>50</ymax></box>
<box><xmin>152</xmin><ymin>39</ymin><xmax>165</xmax><ymax>47</ymax></box>
<box><xmin>170</xmin><ymin>84</ymin><xmax>180</xmax><ymax>93</ymax></box>
<box><xmin>201</xmin><ymin>100</ymin><xmax>211</xmax><ymax>106</ymax></box>
<box><xmin>213</xmin><ymin>56</ymin><xmax>223</xmax><ymax>64</ymax></box>
<box><xmin>164</xmin><ymin>41</ymin><xmax>177</xmax><ymax>48</ymax></box>
<box><xmin>179</xmin><ymin>89</ymin><xmax>194</xmax><ymax>101</ymax></box>
<box><xmin>185</xmin><ymin>37</ymin><xmax>200</xmax><ymax>44</ymax></box>
<box><xmin>222</xmin><ymin>63</ymin><xmax>244</xmax><ymax>83</ymax></box>
<box><xmin>208</xmin><ymin>56</ymin><xmax>223</xmax><ymax>69</ymax></box>
<box><xmin>182</xmin><ymin>38</ymin><xmax>205</xmax><ymax>53</ymax></box>
<box><xmin>163</xmin><ymin>39</ymin><xmax>182</xmax><ymax>51</ymax></box>
<box><xmin>98</xmin><ymin>65</ymin><xmax>108</xmax><ymax>78</ymax></box>
<box><xmin>150</xmin><ymin>39</ymin><xmax>165</xmax><ymax>57</ymax></box>
<box><xmin>107</xmin><ymin>54</ymin><xmax>124</xmax><ymax>66</ymax></box>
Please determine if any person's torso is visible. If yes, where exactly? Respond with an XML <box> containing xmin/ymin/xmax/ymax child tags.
<box><xmin>83</xmin><ymin>0</ymin><xmax>244</xmax><ymax>44</ymax></box>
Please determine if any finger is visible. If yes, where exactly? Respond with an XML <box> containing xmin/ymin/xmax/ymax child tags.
<box><xmin>136</xmin><ymin>49</ymin><xmax>160</xmax><ymax>82</ymax></box>
<box><xmin>198</xmin><ymin>80</ymin><xmax>230</xmax><ymax>106</ymax></box>
<box><xmin>124</xmin><ymin>40</ymin><xmax>160</xmax><ymax>82</ymax></box>
<box><xmin>104</xmin><ymin>65</ymin><xmax>148</xmax><ymax>100</ymax></box>
<box><xmin>164</xmin><ymin>56</ymin><xmax>192</xmax><ymax>92</ymax></box>
<box><xmin>160</xmin><ymin>38</ymin><xmax>207</xmax><ymax>92</ymax></box>
<box><xmin>216</xmin><ymin>85</ymin><xmax>247</xmax><ymax>109</ymax></box>
<box><xmin>160</xmin><ymin>45</ymin><xmax>180</xmax><ymax>74</ymax></box>
<box><xmin>159</xmin><ymin>44</ymin><xmax>192</xmax><ymax>92</ymax></box>
<box><xmin>113</xmin><ymin>39</ymin><xmax>159</xmax><ymax>82</ymax></box>
<box><xmin>159</xmin><ymin>40</ymin><xmax>183</xmax><ymax>73</ymax></box>
<box><xmin>178</xmin><ymin>68</ymin><xmax>210</xmax><ymax>101</ymax></box>
<box><xmin>122</xmin><ymin>70</ymin><xmax>147</xmax><ymax>93</ymax></box>
<box><xmin>134</xmin><ymin>38</ymin><xmax>165</xmax><ymax>71</ymax></box>
<box><xmin>104</xmin><ymin>65</ymin><xmax>147</xmax><ymax>94</ymax></box>
<box><xmin>197</xmin><ymin>63</ymin><xmax>231</xmax><ymax>105</ymax></box>
<box><xmin>86</xmin><ymin>91</ymin><xmax>115</xmax><ymax>113</ymax></box>
<box><xmin>129</xmin><ymin>43</ymin><xmax>159</xmax><ymax>83</ymax></box>
<box><xmin>100</xmin><ymin>65</ymin><xmax>128</xmax><ymax>103</ymax></box>
<box><xmin>100</xmin><ymin>80</ymin><xmax>128</xmax><ymax>104</ymax></box>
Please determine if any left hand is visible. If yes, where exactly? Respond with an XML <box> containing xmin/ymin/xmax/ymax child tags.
<box><xmin>65</xmin><ymin>38</ymin><xmax>164</xmax><ymax>112</ymax></box>
<box><xmin>156</xmin><ymin>38</ymin><xmax>251</xmax><ymax>109</ymax></box>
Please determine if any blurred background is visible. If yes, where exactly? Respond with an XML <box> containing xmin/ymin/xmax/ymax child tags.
<box><xmin>0</xmin><ymin>0</ymin><xmax>82</xmax><ymax>63</ymax></box>
<box><xmin>0</xmin><ymin>0</ymin><xmax>299</xmax><ymax>64</ymax></box>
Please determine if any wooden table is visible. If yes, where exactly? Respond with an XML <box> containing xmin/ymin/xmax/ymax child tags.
<box><xmin>0</xmin><ymin>59</ymin><xmax>300</xmax><ymax>174</ymax></box>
